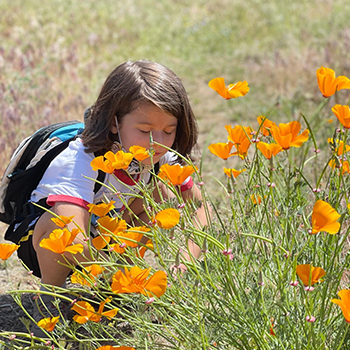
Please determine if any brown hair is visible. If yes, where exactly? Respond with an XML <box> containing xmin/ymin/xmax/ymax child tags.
<box><xmin>82</xmin><ymin>60</ymin><xmax>198</xmax><ymax>162</ymax></box>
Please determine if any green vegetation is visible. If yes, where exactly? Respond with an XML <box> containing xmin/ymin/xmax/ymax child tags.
<box><xmin>2</xmin><ymin>1</ymin><xmax>350</xmax><ymax>349</ymax></box>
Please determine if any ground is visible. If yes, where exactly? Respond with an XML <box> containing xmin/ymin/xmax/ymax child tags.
<box><xmin>0</xmin><ymin>222</ymin><xmax>39</xmax><ymax>333</ymax></box>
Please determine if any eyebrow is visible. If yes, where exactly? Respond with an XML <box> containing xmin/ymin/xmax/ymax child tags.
<box><xmin>136</xmin><ymin>121</ymin><xmax>178</xmax><ymax>127</ymax></box>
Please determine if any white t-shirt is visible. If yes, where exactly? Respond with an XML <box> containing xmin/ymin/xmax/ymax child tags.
<box><xmin>30</xmin><ymin>138</ymin><xmax>192</xmax><ymax>212</ymax></box>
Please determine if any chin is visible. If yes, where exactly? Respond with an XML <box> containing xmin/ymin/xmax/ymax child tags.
<box><xmin>142</xmin><ymin>155</ymin><xmax>163</xmax><ymax>165</ymax></box>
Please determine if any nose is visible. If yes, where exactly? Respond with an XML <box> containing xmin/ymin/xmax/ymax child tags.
<box><xmin>151</xmin><ymin>131</ymin><xmax>165</xmax><ymax>145</ymax></box>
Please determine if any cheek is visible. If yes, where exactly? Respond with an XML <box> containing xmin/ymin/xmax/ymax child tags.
<box><xmin>127</xmin><ymin>133</ymin><xmax>150</xmax><ymax>150</ymax></box>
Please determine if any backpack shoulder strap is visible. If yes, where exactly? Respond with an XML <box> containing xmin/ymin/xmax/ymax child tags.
<box><xmin>93</xmin><ymin>170</ymin><xmax>105</xmax><ymax>194</ymax></box>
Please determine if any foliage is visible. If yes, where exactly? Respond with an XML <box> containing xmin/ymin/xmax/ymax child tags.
<box><xmin>1</xmin><ymin>67</ymin><xmax>350</xmax><ymax>349</ymax></box>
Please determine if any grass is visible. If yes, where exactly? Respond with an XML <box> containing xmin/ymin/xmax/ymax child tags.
<box><xmin>2</xmin><ymin>1</ymin><xmax>350</xmax><ymax>349</ymax></box>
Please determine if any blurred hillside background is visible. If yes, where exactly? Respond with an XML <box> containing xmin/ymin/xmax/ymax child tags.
<box><xmin>1</xmin><ymin>0</ymin><xmax>350</xmax><ymax>192</ymax></box>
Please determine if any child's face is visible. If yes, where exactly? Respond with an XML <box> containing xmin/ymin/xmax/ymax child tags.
<box><xmin>115</xmin><ymin>102</ymin><xmax>178</xmax><ymax>165</ymax></box>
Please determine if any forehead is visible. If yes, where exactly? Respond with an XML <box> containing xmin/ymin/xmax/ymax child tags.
<box><xmin>125</xmin><ymin>102</ymin><xmax>178</xmax><ymax>126</ymax></box>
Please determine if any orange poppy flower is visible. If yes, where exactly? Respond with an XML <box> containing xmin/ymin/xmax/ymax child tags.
<box><xmin>109</xmin><ymin>229</ymin><xmax>147</xmax><ymax>253</ymax></box>
<box><xmin>87</xmin><ymin>201</ymin><xmax>116</xmax><ymax>217</ymax></box>
<box><xmin>39</xmin><ymin>228</ymin><xmax>83</xmax><ymax>255</ymax></box>
<box><xmin>158</xmin><ymin>164</ymin><xmax>197</xmax><ymax>186</ymax></box>
<box><xmin>111</xmin><ymin>266</ymin><xmax>167</xmax><ymax>298</ymax></box>
<box><xmin>138</xmin><ymin>239</ymin><xmax>154</xmax><ymax>258</ymax></box>
<box><xmin>51</xmin><ymin>215</ymin><xmax>74</xmax><ymax>228</ymax></box>
<box><xmin>329</xmin><ymin>159</ymin><xmax>350</xmax><ymax>174</ymax></box>
<box><xmin>123</xmin><ymin>227</ymin><xmax>150</xmax><ymax>248</ymax></box>
<box><xmin>95</xmin><ymin>346</ymin><xmax>136</xmax><ymax>350</ymax></box>
<box><xmin>71</xmin><ymin>264</ymin><xmax>105</xmax><ymax>286</ymax></box>
<box><xmin>311</xmin><ymin>199</ymin><xmax>340</xmax><ymax>234</ymax></box>
<box><xmin>316</xmin><ymin>67</ymin><xmax>350</xmax><ymax>98</ymax></box>
<box><xmin>296</xmin><ymin>264</ymin><xmax>325</xmax><ymax>286</ymax></box>
<box><xmin>208</xmin><ymin>77</ymin><xmax>249</xmax><ymax>99</ymax></box>
<box><xmin>257</xmin><ymin>116</ymin><xmax>276</xmax><ymax>136</ymax></box>
<box><xmin>93</xmin><ymin>217</ymin><xmax>127</xmax><ymax>250</ymax></box>
<box><xmin>256</xmin><ymin>142</ymin><xmax>283</xmax><ymax>159</ymax></box>
<box><xmin>91</xmin><ymin>151</ymin><xmax>133</xmax><ymax>173</ymax></box>
<box><xmin>223</xmin><ymin>167</ymin><xmax>246</xmax><ymax>178</ymax></box>
<box><xmin>129</xmin><ymin>145</ymin><xmax>150</xmax><ymax>161</ymax></box>
<box><xmin>251</xmin><ymin>194</ymin><xmax>262</xmax><ymax>205</ymax></box>
<box><xmin>208</xmin><ymin>142</ymin><xmax>235</xmax><ymax>160</ymax></box>
<box><xmin>72</xmin><ymin>298</ymin><xmax>118</xmax><ymax>324</ymax></box>
<box><xmin>331</xmin><ymin>289</ymin><xmax>350</xmax><ymax>323</ymax></box>
<box><xmin>0</xmin><ymin>243</ymin><xmax>20</xmax><ymax>260</ymax></box>
<box><xmin>155</xmin><ymin>208</ymin><xmax>180</xmax><ymax>229</ymax></box>
<box><xmin>328</xmin><ymin>138</ymin><xmax>350</xmax><ymax>155</ymax></box>
<box><xmin>332</xmin><ymin>105</ymin><xmax>350</xmax><ymax>129</ymax></box>
<box><xmin>37</xmin><ymin>316</ymin><xmax>60</xmax><ymax>332</ymax></box>
<box><xmin>225</xmin><ymin>125</ymin><xmax>253</xmax><ymax>159</ymax></box>
<box><xmin>270</xmin><ymin>121</ymin><xmax>309</xmax><ymax>150</ymax></box>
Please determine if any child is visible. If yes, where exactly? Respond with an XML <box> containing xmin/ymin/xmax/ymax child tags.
<box><xmin>13</xmin><ymin>60</ymin><xmax>208</xmax><ymax>335</ymax></box>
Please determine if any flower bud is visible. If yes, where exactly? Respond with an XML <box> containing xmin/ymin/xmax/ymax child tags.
<box><xmin>145</xmin><ymin>297</ymin><xmax>155</xmax><ymax>305</ymax></box>
<box><xmin>306</xmin><ymin>315</ymin><xmax>316</xmax><ymax>322</ymax></box>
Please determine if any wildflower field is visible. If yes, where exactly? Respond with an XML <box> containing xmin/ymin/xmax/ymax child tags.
<box><xmin>2</xmin><ymin>1</ymin><xmax>350</xmax><ymax>349</ymax></box>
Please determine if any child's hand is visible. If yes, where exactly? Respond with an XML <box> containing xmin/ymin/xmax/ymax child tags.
<box><xmin>170</xmin><ymin>263</ymin><xmax>187</xmax><ymax>280</ymax></box>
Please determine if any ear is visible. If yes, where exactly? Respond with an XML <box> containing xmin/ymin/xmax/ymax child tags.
<box><xmin>110</xmin><ymin>116</ymin><xmax>119</xmax><ymax>134</ymax></box>
<box><xmin>110</xmin><ymin>124</ymin><xmax>118</xmax><ymax>134</ymax></box>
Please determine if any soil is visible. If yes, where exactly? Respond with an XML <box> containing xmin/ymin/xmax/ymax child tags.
<box><xmin>0</xmin><ymin>223</ymin><xmax>40</xmax><ymax>334</ymax></box>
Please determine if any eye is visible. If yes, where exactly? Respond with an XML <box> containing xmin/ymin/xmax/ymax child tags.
<box><xmin>139</xmin><ymin>129</ymin><xmax>150</xmax><ymax>134</ymax></box>
<box><xmin>164</xmin><ymin>128</ymin><xmax>176</xmax><ymax>135</ymax></box>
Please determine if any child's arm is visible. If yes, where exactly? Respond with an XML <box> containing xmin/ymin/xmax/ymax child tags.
<box><xmin>174</xmin><ymin>182</ymin><xmax>211</xmax><ymax>272</ymax></box>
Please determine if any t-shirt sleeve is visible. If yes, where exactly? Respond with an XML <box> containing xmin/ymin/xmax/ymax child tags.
<box><xmin>30</xmin><ymin>141</ymin><xmax>96</xmax><ymax>209</ymax></box>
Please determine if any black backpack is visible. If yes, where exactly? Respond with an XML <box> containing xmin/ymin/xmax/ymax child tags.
<box><xmin>0</xmin><ymin>120</ymin><xmax>105</xmax><ymax>227</ymax></box>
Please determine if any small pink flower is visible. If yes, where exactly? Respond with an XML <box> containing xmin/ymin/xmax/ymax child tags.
<box><xmin>290</xmin><ymin>281</ymin><xmax>298</xmax><ymax>287</ymax></box>
<box><xmin>119</xmin><ymin>242</ymin><xmax>126</xmax><ymax>248</ymax></box>
<box><xmin>28</xmin><ymin>270</ymin><xmax>33</xmax><ymax>275</ymax></box>
<box><xmin>305</xmin><ymin>286</ymin><xmax>315</xmax><ymax>292</ymax></box>
<box><xmin>312</xmin><ymin>188</ymin><xmax>321</xmax><ymax>193</ymax></box>
<box><xmin>229</xmin><ymin>254</ymin><xmax>234</xmax><ymax>260</ymax></box>
<box><xmin>308</xmin><ymin>229</ymin><xmax>313</xmax><ymax>235</ymax></box>
<box><xmin>284</xmin><ymin>251</ymin><xmax>290</xmax><ymax>258</ymax></box>
<box><xmin>306</xmin><ymin>315</ymin><xmax>316</xmax><ymax>323</ymax></box>
<box><xmin>222</xmin><ymin>249</ymin><xmax>232</xmax><ymax>256</ymax></box>
<box><xmin>45</xmin><ymin>341</ymin><xmax>51</xmax><ymax>346</ymax></box>
<box><xmin>177</xmin><ymin>203</ymin><xmax>186</xmax><ymax>209</ymax></box>
<box><xmin>258</xmin><ymin>282</ymin><xmax>265</xmax><ymax>286</ymax></box>
<box><xmin>314</xmin><ymin>149</ymin><xmax>321</xmax><ymax>154</ymax></box>
<box><xmin>145</xmin><ymin>297</ymin><xmax>155</xmax><ymax>305</ymax></box>
<box><xmin>9</xmin><ymin>335</ymin><xmax>16</xmax><ymax>340</ymax></box>
<box><xmin>198</xmin><ymin>181</ymin><xmax>205</xmax><ymax>186</ymax></box>
<box><xmin>255</xmin><ymin>185</ymin><xmax>260</xmax><ymax>188</ymax></box>
<box><xmin>71</xmin><ymin>299</ymin><xmax>77</xmax><ymax>305</ymax></box>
